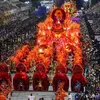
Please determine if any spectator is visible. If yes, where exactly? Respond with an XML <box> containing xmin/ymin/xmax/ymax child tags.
<box><xmin>82</xmin><ymin>91</ymin><xmax>89</xmax><ymax>100</ymax></box>
<box><xmin>95</xmin><ymin>93</ymin><xmax>100</xmax><ymax>100</ymax></box>
<box><xmin>39</xmin><ymin>97</ymin><xmax>44</xmax><ymax>100</ymax></box>
<box><xmin>91</xmin><ymin>92</ymin><xmax>95</xmax><ymax>100</ymax></box>
<box><xmin>75</xmin><ymin>92</ymin><xmax>79</xmax><ymax>100</ymax></box>
<box><xmin>28</xmin><ymin>94</ymin><xmax>36</xmax><ymax>100</ymax></box>
<box><xmin>68</xmin><ymin>92</ymin><xmax>72</xmax><ymax>100</ymax></box>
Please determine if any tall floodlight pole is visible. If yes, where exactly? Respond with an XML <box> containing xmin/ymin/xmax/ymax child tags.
<box><xmin>88</xmin><ymin>0</ymin><xmax>92</xmax><ymax>7</ymax></box>
<box><xmin>84</xmin><ymin>0</ymin><xmax>89</xmax><ymax>9</ymax></box>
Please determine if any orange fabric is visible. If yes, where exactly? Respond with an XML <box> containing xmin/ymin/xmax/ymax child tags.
<box><xmin>55</xmin><ymin>82</ymin><xmax>67</xmax><ymax>100</ymax></box>
<box><xmin>0</xmin><ymin>93</ymin><xmax>6</xmax><ymax>100</ymax></box>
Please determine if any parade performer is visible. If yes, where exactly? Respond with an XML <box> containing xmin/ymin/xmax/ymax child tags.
<box><xmin>13</xmin><ymin>63</ymin><xmax>29</xmax><ymax>90</ymax></box>
<box><xmin>33</xmin><ymin>63</ymin><xmax>49</xmax><ymax>91</ymax></box>
<box><xmin>0</xmin><ymin>62</ymin><xmax>12</xmax><ymax>97</ymax></box>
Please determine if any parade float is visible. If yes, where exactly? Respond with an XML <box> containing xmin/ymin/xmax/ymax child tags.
<box><xmin>6</xmin><ymin>0</ymin><xmax>87</xmax><ymax>92</ymax></box>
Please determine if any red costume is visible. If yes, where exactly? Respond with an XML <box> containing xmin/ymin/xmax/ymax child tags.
<box><xmin>55</xmin><ymin>82</ymin><xmax>67</xmax><ymax>100</ymax></box>
<box><xmin>13</xmin><ymin>63</ymin><xmax>29</xmax><ymax>91</ymax></box>
<box><xmin>53</xmin><ymin>65</ymin><xmax>69</xmax><ymax>91</ymax></box>
<box><xmin>33</xmin><ymin>63</ymin><xmax>49</xmax><ymax>91</ymax></box>
<box><xmin>0</xmin><ymin>92</ymin><xmax>6</xmax><ymax>100</ymax></box>
<box><xmin>71</xmin><ymin>65</ymin><xmax>87</xmax><ymax>92</ymax></box>
<box><xmin>0</xmin><ymin>62</ymin><xmax>12</xmax><ymax>97</ymax></box>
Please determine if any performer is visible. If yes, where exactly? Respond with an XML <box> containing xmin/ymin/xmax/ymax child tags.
<box><xmin>55</xmin><ymin>81</ymin><xmax>67</xmax><ymax>100</ymax></box>
<box><xmin>0</xmin><ymin>62</ymin><xmax>12</xmax><ymax>97</ymax></box>
<box><xmin>13</xmin><ymin>63</ymin><xmax>29</xmax><ymax>91</ymax></box>
<box><xmin>71</xmin><ymin>65</ymin><xmax>87</xmax><ymax>92</ymax></box>
<box><xmin>53</xmin><ymin>64</ymin><xmax>69</xmax><ymax>91</ymax></box>
<box><xmin>33</xmin><ymin>63</ymin><xmax>49</xmax><ymax>91</ymax></box>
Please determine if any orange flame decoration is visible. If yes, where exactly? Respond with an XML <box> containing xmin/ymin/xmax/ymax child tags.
<box><xmin>10</xmin><ymin>6</ymin><xmax>82</xmax><ymax>72</ymax></box>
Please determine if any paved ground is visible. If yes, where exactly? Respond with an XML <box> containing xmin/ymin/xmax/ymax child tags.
<box><xmin>8</xmin><ymin>91</ymin><xmax>78</xmax><ymax>100</ymax></box>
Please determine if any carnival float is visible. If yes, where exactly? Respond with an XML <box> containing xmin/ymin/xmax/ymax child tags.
<box><xmin>0</xmin><ymin>1</ymin><xmax>87</xmax><ymax>98</ymax></box>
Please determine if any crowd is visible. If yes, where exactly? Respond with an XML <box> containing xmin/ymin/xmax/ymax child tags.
<box><xmin>86</xmin><ymin>12</ymin><xmax>100</xmax><ymax>35</ymax></box>
<box><xmin>74</xmin><ymin>92</ymin><xmax>100</xmax><ymax>100</ymax></box>
<box><xmin>27</xmin><ymin>92</ymin><xmax>100</xmax><ymax>100</ymax></box>
<box><xmin>0</xmin><ymin>2</ymin><xmax>100</xmax><ymax>100</ymax></box>
<box><xmin>0</xmin><ymin>15</ymin><xmax>46</xmax><ymax>62</ymax></box>
<box><xmin>0</xmin><ymin>19</ymin><xmax>33</xmax><ymax>61</ymax></box>
<box><xmin>80</xmin><ymin>3</ymin><xmax>100</xmax><ymax>99</ymax></box>
<box><xmin>85</xmin><ymin>6</ymin><xmax>100</xmax><ymax>67</ymax></box>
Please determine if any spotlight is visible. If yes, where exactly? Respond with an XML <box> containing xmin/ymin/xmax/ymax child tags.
<box><xmin>84</xmin><ymin>0</ymin><xmax>88</xmax><ymax>2</ymax></box>
<box><xmin>39</xmin><ymin>48</ymin><xmax>44</xmax><ymax>54</ymax></box>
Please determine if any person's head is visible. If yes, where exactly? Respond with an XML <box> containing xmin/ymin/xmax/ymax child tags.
<box><xmin>30</xmin><ymin>94</ymin><xmax>32</xmax><ymax>96</ymax></box>
<box><xmin>41</xmin><ymin>98</ymin><xmax>44</xmax><ymax>100</ymax></box>
<box><xmin>68</xmin><ymin>92</ymin><xmax>70</xmax><ymax>95</ymax></box>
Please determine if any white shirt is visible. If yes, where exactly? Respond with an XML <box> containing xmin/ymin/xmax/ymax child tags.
<box><xmin>92</xmin><ymin>94</ymin><xmax>95</xmax><ymax>98</ymax></box>
<box><xmin>28</xmin><ymin>95</ymin><xmax>36</xmax><ymax>100</ymax></box>
<box><xmin>68</xmin><ymin>94</ymin><xmax>72</xmax><ymax>100</ymax></box>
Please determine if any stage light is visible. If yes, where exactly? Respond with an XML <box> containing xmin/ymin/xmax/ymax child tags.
<box><xmin>84</xmin><ymin>0</ymin><xmax>88</xmax><ymax>2</ymax></box>
<box><xmin>39</xmin><ymin>48</ymin><xmax>44</xmax><ymax>54</ymax></box>
<box><xmin>47</xmin><ymin>6</ymin><xmax>50</xmax><ymax>9</ymax></box>
<box><xmin>42</xmin><ymin>31</ymin><xmax>45</xmax><ymax>35</ymax></box>
<box><xmin>25</xmin><ymin>1</ymin><xmax>30</xmax><ymax>4</ymax></box>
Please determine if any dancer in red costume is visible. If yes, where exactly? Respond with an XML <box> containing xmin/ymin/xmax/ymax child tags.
<box><xmin>13</xmin><ymin>63</ymin><xmax>29</xmax><ymax>91</ymax></box>
<box><xmin>71</xmin><ymin>65</ymin><xmax>87</xmax><ymax>92</ymax></box>
<box><xmin>55</xmin><ymin>81</ymin><xmax>67</xmax><ymax>100</ymax></box>
<box><xmin>33</xmin><ymin>63</ymin><xmax>49</xmax><ymax>91</ymax></box>
<box><xmin>0</xmin><ymin>62</ymin><xmax>12</xmax><ymax>97</ymax></box>
<box><xmin>53</xmin><ymin>64</ymin><xmax>69</xmax><ymax>91</ymax></box>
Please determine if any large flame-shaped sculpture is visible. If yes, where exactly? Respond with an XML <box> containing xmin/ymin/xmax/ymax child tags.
<box><xmin>10</xmin><ymin>6</ymin><xmax>82</xmax><ymax>71</ymax></box>
<box><xmin>9</xmin><ymin>1</ymin><xmax>87</xmax><ymax>92</ymax></box>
